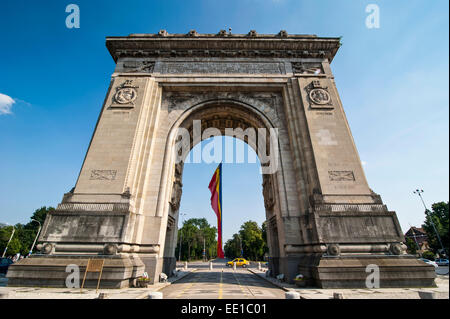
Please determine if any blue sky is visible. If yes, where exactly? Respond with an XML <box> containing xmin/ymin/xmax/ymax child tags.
<box><xmin>0</xmin><ymin>0</ymin><xmax>448</xmax><ymax>242</ymax></box>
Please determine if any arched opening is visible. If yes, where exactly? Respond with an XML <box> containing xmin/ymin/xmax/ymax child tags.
<box><xmin>171</xmin><ymin>136</ymin><xmax>267</xmax><ymax>263</ymax></box>
<box><xmin>160</xmin><ymin>100</ymin><xmax>285</xmax><ymax>276</ymax></box>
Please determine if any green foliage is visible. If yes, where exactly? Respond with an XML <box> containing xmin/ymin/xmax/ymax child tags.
<box><xmin>175</xmin><ymin>218</ymin><xmax>217</xmax><ymax>261</ymax></box>
<box><xmin>422</xmin><ymin>201</ymin><xmax>449</xmax><ymax>256</ymax></box>
<box><xmin>0</xmin><ymin>206</ymin><xmax>53</xmax><ymax>257</ymax></box>
<box><xmin>422</xmin><ymin>250</ymin><xmax>436</xmax><ymax>260</ymax></box>
<box><xmin>224</xmin><ymin>234</ymin><xmax>241</xmax><ymax>259</ymax></box>
<box><xmin>405</xmin><ymin>237</ymin><xmax>418</xmax><ymax>255</ymax></box>
<box><xmin>224</xmin><ymin>220</ymin><xmax>268</xmax><ymax>261</ymax></box>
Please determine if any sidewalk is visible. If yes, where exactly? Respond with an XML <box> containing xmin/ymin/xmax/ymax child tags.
<box><xmin>0</xmin><ymin>268</ymin><xmax>196</xmax><ymax>299</ymax></box>
<box><xmin>249</xmin><ymin>268</ymin><xmax>449</xmax><ymax>299</ymax></box>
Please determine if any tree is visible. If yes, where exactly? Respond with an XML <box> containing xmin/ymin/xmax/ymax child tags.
<box><xmin>224</xmin><ymin>234</ymin><xmax>241</xmax><ymax>259</ymax></box>
<box><xmin>239</xmin><ymin>221</ymin><xmax>266</xmax><ymax>261</ymax></box>
<box><xmin>0</xmin><ymin>226</ymin><xmax>21</xmax><ymax>256</ymax></box>
<box><xmin>422</xmin><ymin>251</ymin><xmax>436</xmax><ymax>261</ymax></box>
<box><xmin>422</xmin><ymin>201</ymin><xmax>449</xmax><ymax>256</ymax></box>
<box><xmin>0</xmin><ymin>206</ymin><xmax>53</xmax><ymax>257</ymax></box>
<box><xmin>405</xmin><ymin>237</ymin><xmax>418</xmax><ymax>255</ymax></box>
<box><xmin>175</xmin><ymin>218</ymin><xmax>217</xmax><ymax>261</ymax></box>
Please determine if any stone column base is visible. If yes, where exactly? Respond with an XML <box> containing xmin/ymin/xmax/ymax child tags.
<box><xmin>162</xmin><ymin>257</ymin><xmax>177</xmax><ymax>277</ymax></box>
<box><xmin>269</xmin><ymin>255</ymin><xmax>436</xmax><ymax>288</ymax></box>
<box><xmin>6</xmin><ymin>254</ymin><xmax>145</xmax><ymax>289</ymax></box>
<box><xmin>299</xmin><ymin>254</ymin><xmax>436</xmax><ymax>288</ymax></box>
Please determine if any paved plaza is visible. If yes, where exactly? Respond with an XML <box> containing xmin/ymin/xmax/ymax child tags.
<box><xmin>160</xmin><ymin>262</ymin><xmax>285</xmax><ymax>299</ymax></box>
<box><xmin>1</xmin><ymin>261</ymin><xmax>448</xmax><ymax>299</ymax></box>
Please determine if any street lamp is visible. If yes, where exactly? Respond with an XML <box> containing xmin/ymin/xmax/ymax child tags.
<box><xmin>178</xmin><ymin>212</ymin><xmax>186</xmax><ymax>262</ymax></box>
<box><xmin>408</xmin><ymin>223</ymin><xmax>422</xmax><ymax>257</ymax></box>
<box><xmin>413</xmin><ymin>189</ymin><xmax>447</xmax><ymax>257</ymax></box>
<box><xmin>28</xmin><ymin>219</ymin><xmax>42</xmax><ymax>256</ymax></box>
<box><xmin>2</xmin><ymin>224</ymin><xmax>15</xmax><ymax>258</ymax></box>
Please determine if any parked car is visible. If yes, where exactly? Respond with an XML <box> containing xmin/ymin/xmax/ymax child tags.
<box><xmin>226</xmin><ymin>258</ymin><xmax>250</xmax><ymax>268</ymax></box>
<box><xmin>419</xmin><ymin>258</ymin><xmax>438</xmax><ymax>268</ymax></box>
<box><xmin>0</xmin><ymin>258</ymin><xmax>14</xmax><ymax>274</ymax></box>
<box><xmin>435</xmin><ymin>258</ymin><xmax>449</xmax><ymax>266</ymax></box>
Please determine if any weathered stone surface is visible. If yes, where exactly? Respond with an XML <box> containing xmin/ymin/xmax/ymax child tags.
<box><xmin>8</xmin><ymin>32</ymin><xmax>434</xmax><ymax>289</ymax></box>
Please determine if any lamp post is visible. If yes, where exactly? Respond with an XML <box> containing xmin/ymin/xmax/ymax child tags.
<box><xmin>2</xmin><ymin>224</ymin><xmax>15</xmax><ymax>258</ymax></box>
<box><xmin>409</xmin><ymin>223</ymin><xmax>422</xmax><ymax>257</ymax></box>
<box><xmin>28</xmin><ymin>219</ymin><xmax>42</xmax><ymax>256</ymax></box>
<box><xmin>413</xmin><ymin>189</ymin><xmax>447</xmax><ymax>257</ymax></box>
<box><xmin>178</xmin><ymin>212</ymin><xmax>186</xmax><ymax>262</ymax></box>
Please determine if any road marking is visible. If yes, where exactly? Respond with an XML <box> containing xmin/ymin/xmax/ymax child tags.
<box><xmin>175</xmin><ymin>270</ymin><xmax>199</xmax><ymax>299</ymax></box>
<box><xmin>231</xmin><ymin>270</ymin><xmax>252</xmax><ymax>298</ymax></box>
<box><xmin>218</xmin><ymin>270</ymin><xmax>223</xmax><ymax>299</ymax></box>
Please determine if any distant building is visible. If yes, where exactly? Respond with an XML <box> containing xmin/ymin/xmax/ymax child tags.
<box><xmin>405</xmin><ymin>227</ymin><xmax>429</xmax><ymax>253</ymax></box>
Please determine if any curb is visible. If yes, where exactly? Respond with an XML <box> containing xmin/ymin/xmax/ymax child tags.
<box><xmin>247</xmin><ymin>268</ymin><xmax>292</xmax><ymax>292</ymax></box>
<box><xmin>136</xmin><ymin>269</ymin><xmax>197</xmax><ymax>299</ymax></box>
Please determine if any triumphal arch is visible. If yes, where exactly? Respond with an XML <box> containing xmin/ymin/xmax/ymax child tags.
<box><xmin>8</xmin><ymin>30</ymin><xmax>435</xmax><ymax>288</ymax></box>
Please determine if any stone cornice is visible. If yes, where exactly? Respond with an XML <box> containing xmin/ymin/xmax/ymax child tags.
<box><xmin>106</xmin><ymin>31</ymin><xmax>341</xmax><ymax>63</ymax></box>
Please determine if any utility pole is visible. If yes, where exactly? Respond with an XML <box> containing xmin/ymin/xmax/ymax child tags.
<box><xmin>413</xmin><ymin>189</ymin><xmax>447</xmax><ymax>257</ymax></box>
<box><xmin>28</xmin><ymin>219</ymin><xmax>42</xmax><ymax>256</ymax></box>
<box><xmin>408</xmin><ymin>224</ymin><xmax>422</xmax><ymax>257</ymax></box>
<box><xmin>2</xmin><ymin>225</ymin><xmax>15</xmax><ymax>258</ymax></box>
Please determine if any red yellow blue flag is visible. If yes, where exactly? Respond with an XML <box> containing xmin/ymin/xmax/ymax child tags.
<box><xmin>208</xmin><ymin>163</ymin><xmax>224</xmax><ymax>259</ymax></box>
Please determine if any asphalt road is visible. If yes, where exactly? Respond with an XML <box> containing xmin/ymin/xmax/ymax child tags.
<box><xmin>160</xmin><ymin>260</ymin><xmax>285</xmax><ymax>299</ymax></box>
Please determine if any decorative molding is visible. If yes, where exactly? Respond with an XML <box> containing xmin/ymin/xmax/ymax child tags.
<box><xmin>56</xmin><ymin>202</ymin><xmax>131</xmax><ymax>212</ymax></box>
<box><xmin>247</xmin><ymin>30</ymin><xmax>258</xmax><ymax>37</ymax></box>
<box><xmin>111</xmin><ymin>80</ymin><xmax>139</xmax><ymax>108</ymax></box>
<box><xmin>169</xmin><ymin>163</ymin><xmax>183</xmax><ymax>212</ymax></box>
<box><xmin>306</xmin><ymin>80</ymin><xmax>333</xmax><ymax>109</ymax></box>
<box><xmin>328</xmin><ymin>170</ymin><xmax>355</xmax><ymax>181</ymax></box>
<box><xmin>187</xmin><ymin>29</ymin><xmax>199</xmax><ymax>37</ymax></box>
<box><xmin>278</xmin><ymin>30</ymin><xmax>288</xmax><ymax>38</ymax></box>
<box><xmin>90</xmin><ymin>169</ymin><xmax>117</xmax><ymax>181</ymax></box>
<box><xmin>122</xmin><ymin>61</ymin><xmax>155</xmax><ymax>73</ymax></box>
<box><xmin>314</xmin><ymin>203</ymin><xmax>388</xmax><ymax>213</ymax></box>
<box><xmin>327</xmin><ymin>244</ymin><xmax>340</xmax><ymax>256</ymax></box>
<box><xmin>263</xmin><ymin>175</ymin><xmax>275</xmax><ymax>210</ymax></box>
<box><xmin>292</xmin><ymin>62</ymin><xmax>323</xmax><ymax>75</ymax></box>
<box><xmin>103</xmin><ymin>243</ymin><xmax>118</xmax><ymax>255</ymax></box>
<box><xmin>389</xmin><ymin>243</ymin><xmax>404</xmax><ymax>255</ymax></box>
<box><xmin>157</xmin><ymin>61</ymin><xmax>286</xmax><ymax>75</ymax></box>
<box><xmin>106</xmin><ymin>33</ymin><xmax>341</xmax><ymax>62</ymax></box>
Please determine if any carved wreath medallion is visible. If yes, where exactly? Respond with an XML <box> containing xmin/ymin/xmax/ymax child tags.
<box><xmin>112</xmin><ymin>80</ymin><xmax>139</xmax><ymax>107</ymax></box>
<box><xmin>309</xmin><ymin>88</ymin><xmax>331</xmax><ymax>105</ymax></box>
<box><xmin>114</xmin><ymin>87</ymin><xmax>137</xmax><ymax>104</ymax></box>
<box><xmin>306</xmin><ymin>80</ymin><xmax>333</xmax><ymax>109</ymax></box>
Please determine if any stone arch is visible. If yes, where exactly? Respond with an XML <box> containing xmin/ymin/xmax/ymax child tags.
<box><xmin>8</xmin><ymin>32</ymin><xmax>435</xmax><ymax>289</ymax></box>
<box><xmin>158</xmin><ymin>98</ymin><xmax>293</xmax><ymax>275</ymax></box>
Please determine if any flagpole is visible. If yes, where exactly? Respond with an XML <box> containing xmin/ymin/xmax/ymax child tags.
<box><xmin>219</xmin><ymin>162</ymin><xmax>223</xmax><ymax>258</ymax></box>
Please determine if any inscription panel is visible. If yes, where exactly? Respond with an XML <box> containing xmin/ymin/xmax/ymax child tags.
<box><xmin>90</xmin><ymin>170</ymin><xmax>117</xmax><ymax>180</ymax></box>
<box><xmin>43</xmin><ymin>214</ymin><xmax>126</xmax><ymax>242</ymax></box>
<box><xmin>317</xmin><ymin>214</ymin><xmax>402</xmax><ymax>243</ymax></box>
<box><xmin>157</xmin><ymin>61</ymin><xmax>286</xmax><ymax>74</ymax></box>
<box><xmin>328</xmin><ymin>170</ymin><xmax>355</xmax><ymax>181</ymax></box>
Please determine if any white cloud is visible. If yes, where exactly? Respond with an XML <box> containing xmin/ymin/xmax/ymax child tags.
<box><xmin>0</xmin><ymin>93</ymin><xmax>15</xmax><ymax>115</ymax></box>
<box><xmin>361</xmin><ymin>161</ymin><xmax>367</xmax><ymax>166</ymax></box>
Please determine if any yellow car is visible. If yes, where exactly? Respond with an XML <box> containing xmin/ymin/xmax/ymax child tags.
<box><xmin>227</xmin><ymin>258</ymin><xmax>250</xmax><ymax>268</ymax></box>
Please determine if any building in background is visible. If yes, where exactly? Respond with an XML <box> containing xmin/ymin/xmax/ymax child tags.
<box><xmin>405</xmin><ymin>227</ymin><xmax>430</xmax><ymax>254</ymax></box>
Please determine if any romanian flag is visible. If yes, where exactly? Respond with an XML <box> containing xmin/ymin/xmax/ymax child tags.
<box><xmin>208</xmin><ymin>163</ymin><xmax>224</xmax><ymax>259</ymax></box>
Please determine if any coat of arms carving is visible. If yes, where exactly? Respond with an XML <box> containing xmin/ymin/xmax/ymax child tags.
<box><xmin>306</xmin><ymin>80</ymin><xmax>333</xmax><ymax>109</ymax></box>
<box><xmin>112</xmin><ymin>80</ymin><xmax>139</xmax><ymax>107</ymax></box>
